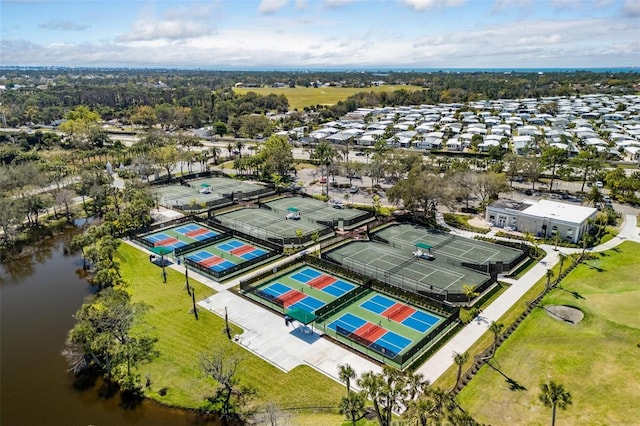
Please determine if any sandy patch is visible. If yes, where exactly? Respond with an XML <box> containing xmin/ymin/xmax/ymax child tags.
<box><xmin>544</xmin><ymin>305</ymin><xmax>584</xmax><ymax>324</ymax></box>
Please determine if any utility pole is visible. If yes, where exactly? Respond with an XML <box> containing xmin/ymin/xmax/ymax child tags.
<box><xmin>191</xmin><ymin>288</ymin><xmax>198</xmax><ymax>320</ymax></box>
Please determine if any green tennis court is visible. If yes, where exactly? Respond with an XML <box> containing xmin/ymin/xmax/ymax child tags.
<box><xmin>154</xmin><ymin>176</ymin><xmax>273</xmax><ymax>209</ymax></box>
<box><xmin>325</xmin><ymin>240</ymin><xmax>490</xmax><ymax>295</ymax></box>
<box><xmin>216</xmin><ymin>208</ymin><xmax>325</xmax><ymax>238</ymax></box>
<box><xmin>374</xmin><ymin>223</ymin><xmax>523</xmax><ymax>265</ymax></box>
<box><xmin>265</xmin><ymin>196</ymin><xmax>372</xmax><ymax>228</ymax></box>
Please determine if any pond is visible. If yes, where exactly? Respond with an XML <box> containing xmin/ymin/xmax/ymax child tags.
<box><xmin>0</xmin><ymin>229</ymin><xmax>210</xmax><ymax>425</ymax></box>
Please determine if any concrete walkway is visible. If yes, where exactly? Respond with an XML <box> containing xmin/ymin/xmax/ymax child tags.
<box><xmin>125</xmin><ymin>214</ymin><xmax>638</xmax><ymax>387</ymax></box>
<box><xmin>417</xmin><ymin>214</ymin><xmax>639</xmax><ymax>384</ymax></box>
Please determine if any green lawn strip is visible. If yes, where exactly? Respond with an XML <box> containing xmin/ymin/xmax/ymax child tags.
<box><xmin>455</xmin><ymin>242</ymin><xmax>640</xmax><ymax>425</ymax></box>
<box><xmin>434</xmin><ymin>256</ymin><xmax>569</xmax><ymax>390</ymax></box>
<box><xmin>234</xmin><ymin>85</ymin><xmax>423</xmax><ymax>111</ymax></box>
<box><xmin>117</xmin><ymin>243</ymin><xmax>344</xmax><ymax>412</ymax></box>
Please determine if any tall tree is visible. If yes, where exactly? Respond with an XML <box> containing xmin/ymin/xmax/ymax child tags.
<box><xmin>569</xmin><ymin>146</ymin><xmax>603</xmax><ymax>192</ymax></box>
<box><xmin>541</xmin><ymin>146</ymin><xmax>568</xmax><ymax>192</ymax></box>
<box><xmin>310</xmin><ymin>140</ymin><xmax>339</xmax><ymax>195</ymax></box>
<box><xmin>64</xmin><ymin>287</ymin><xmax>158</xmax><ymax>390</ymax></box>
<box><xmin>150</xmin><ymin>145</ymin><xmax>179</xmax><ymax>181</ymax></box>
<box><xmin>489</xmin><ymin>321</ymin><xmax>504</xmax><ymax>358</ymax></box>
<box><xmin>453</xmin><ymin>351</ymin><xmax>469</xmax><ymax>390</ymax></box>
<box><xmin>201</xmin><ymin>342</ymin><xmax>256</xmax><ymax>425</ymax></box>
<box><xmin>258</xmin><ymin>135</ymin><xmax>293</xmax><ymax>177</ymax></box>
<box><xmin>338</xmin><ymin>363</ymin><xmax>356</xmax><ymax>397</ymax></box>
<box><xmin>538</xmin><ymin>380</ymin><xmax>573</xmax><ymax>426</ymax></box>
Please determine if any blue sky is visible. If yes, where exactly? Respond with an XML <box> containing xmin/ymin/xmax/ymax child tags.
<box><xmin>1</xmin><ymin>0</ymin><xmax>639</xmax><ymax>69</ymax></box>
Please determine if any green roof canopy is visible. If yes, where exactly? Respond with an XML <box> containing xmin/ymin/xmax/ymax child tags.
<box><xmin>286</xmin><ymin>307</ymin><xmax>317</xmax><ymax>325</ymax></box>
<box><xmin>199</xmin><ymin>183</ymin><xmax>211</xmax><ymax>187</ymax></box>
<box><xmin>286</xmin><ymin>207</ymin><xmax>300</xmax><ymax>212</ymax></box>
<box><xmin>151</xmin><ymin>246</ymin><xmax>173</xmax><ymax>255</ymax></box>
<box><xmin>416</xmin><ymin>242</ymin><xmax>432</xmax><ymax>250</ymax></box>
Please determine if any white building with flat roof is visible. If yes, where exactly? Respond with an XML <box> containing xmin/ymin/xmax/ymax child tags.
<box><xmin>486</xmin><ymin>199</ymin><xmax>597</xmax><ymax>243</ymax></box>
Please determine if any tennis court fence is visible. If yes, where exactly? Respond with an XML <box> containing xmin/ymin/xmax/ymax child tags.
<box><xmin>325</xmin><ymin>310</ymin><xmax>458</xmax><ymax>370</ymax></box>
<box><xmin>132</xmin><ymin>215</ymin><xmax>206</xmax><ymax>249</ymax></box>
<box><xmin>173</xmin><ymin>232</ymin><xmax>229</xmax><ymax>256</ymax></box>
<box><xmin>212</xmin><ymin>216</ymin><xmax>335</xmax><ymax>247</ymax></box>
<box><xmin>323</xmin><ymin>252</ymin><xmax>451</xmax><ymax>299</ymax></box>
<box><xmin>184</xmin><ymin>247</ymin><xmax>279</xmax><ymax>281</ymax></box>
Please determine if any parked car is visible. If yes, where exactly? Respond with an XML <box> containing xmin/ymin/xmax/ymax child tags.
<box><xmin>349</xmin><ymin>186</ymin><xmax>359</xmax><ymax>194</ymax></box>
<box><xmin>595</xmin><ymin>181</ymin><xmax>604</xmax><ymax>188</ymax></box>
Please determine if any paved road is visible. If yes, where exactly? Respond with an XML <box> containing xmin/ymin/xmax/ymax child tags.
<box><xmin>414</xmin><ymin>213</ymin><xmax>639</xmax><ymax>384</ymax></box>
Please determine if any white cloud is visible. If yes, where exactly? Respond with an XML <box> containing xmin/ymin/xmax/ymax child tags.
<box><xmin>2</xmin><ymin>10</ymin><xmax>638</xmax><ymax>69</ymax></box>
<box><xmin>258</xmin><ymin>0</ymin><xmax>289</xmax><ymax>14</ymax></box>
<box><xmin>623</xmin><ymin>0</ymin><xmax>640</xmax><ymax>17</ymax></box>
<box><xmin>117</xmin><ymin>19</ymin><xmax>212</xmax><ymax>42</ymax></box>
<box><xmin>38</xmin><ymin>19</ymin><xmax>89</xmax><ymax>31</ymax></box>
<box><xmin>116</xmin><ymin>3</ymin><xmax>217</xmax><ymax>42</ymax></box>
<box><xmin>324</xmin><ymin>0</ymin><xmax>358</xmax><ymax>7</ymax></box>
<box><xmin>402</xmin><ymin>0</ymin><xmax>465</xmax><ymax>11</ymax></box>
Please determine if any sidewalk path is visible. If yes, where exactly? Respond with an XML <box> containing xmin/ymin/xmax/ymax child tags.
<box><xmin>417</xmin><ymin>214</ymin><xmax>639</xmax><ymax>384</ymax></box>
<box><xmin>124</xmin><ymin>214</ymin><xmax>638</xmax><ymax>387</ymax></box>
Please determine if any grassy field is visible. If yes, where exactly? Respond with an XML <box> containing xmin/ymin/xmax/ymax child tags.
<box><xmin>234</xmin><ymin>85</ymin><xmax>423</xmax><ymax>111</ymax></box>
<box><xmin>456</xmin><ymin>242</ymin><xmax>640</xmax><ymax>425</ymax></box>
<box><xmin>116</xmin><ymin>243</ymin><xmax>346</xmax><ymax>417</ymax></box>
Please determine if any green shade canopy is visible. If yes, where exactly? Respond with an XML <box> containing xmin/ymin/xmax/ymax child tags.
<box><xmin>199</xmin><ymin>183</ymin><xmax>211</xmax><ymax>187</ymax></box>
<box><xmin>286</xmin><ymin>307</ymin><xmax>317</xmax><ymax>325</ymax></box>
<box><xmin>286</xmin><ymin>207</ymin><xmax>300</xmax><ymax>212</ymax></box>
<box><xmin>416</xmin><ymin>242</ymin><xmax>432</xmax><ymax>250</ymax></box>
<box><xmin>151</xmin><ymin>246</ymin><xmax>173</xmax><ymax>255</ymax></box>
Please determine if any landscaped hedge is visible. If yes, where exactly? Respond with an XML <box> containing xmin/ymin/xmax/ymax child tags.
<box><xmin>443</xmin><ymin>213</ymin><xmax>490</xmax><ymax>234</ymax></box>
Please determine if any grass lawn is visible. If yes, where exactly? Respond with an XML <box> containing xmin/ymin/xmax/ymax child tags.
<box><xmin>456</xmin><ymin>242</ymin><xmax>640</xmax><ymax>425</ymax></box>
<box><xmin>116</xmin><ymin>243</ymin><xmax>345</xmax><ymax>414</ymax></box>
<box><xmin>234</xmin><ymin>85</ymin><xmax>423</xmax><ymax>111</ymax></box>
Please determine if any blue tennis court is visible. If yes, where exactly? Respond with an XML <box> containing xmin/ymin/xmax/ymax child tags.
<box><xmin>328</xmin><ymin>313</ymin><xmax>367</xmax><ymax>333</ymax></box>
<box><xmin>144</xmin><ymin>232</ymin><xmax>171</xmax><ymax>243</ymax></box>
<box><xmin>217</xmin><ymin>240</ymin><xmax>244</xmax><ymax>251</ymax></box>
<box><xmin>290</xmin><ymin>267</ymin><xmax>322</xmax><ymax>283</ymax></box>
<box><xmin>173</xmin><ymin>223</ymin><xmax>219</xmax><ymax>241</ymax></box>
<box><xmin>402</xmin><ymin>311</ymin><xmax>440</xmax><ymax>333</ymax></box>
<box><xmin>360</xmin><ymin>294</ymin><xmax>395</xmax><ymax>314</ymax></box>
<box><xmin>186</xmin><ymin>250</ymin><xmax>212</xmax><ymax>262</ymax></box>
<box><xmin>290</xmin><ymin>296</ymin><xmax>325</xmax><ymax>313</ymax></box>
<box><xmin>328</xmin><ymin>313</ymin><xmax>413</xmax><ymax>354</ymax></box>
<box><xmin>321</xmin><ymin>280</ymin><xmax>355</xmax><ymax>297</ymax></box>
<box><xmin>240</xmin><ymin>248</ymin><xmax>268</xmax><ymax>260</ymax></box>
<box><xmin>260</xmin><ymin>282</ymin><xmax>326</xmax><ymax>313</ymax></box>
<box><xmin>376</xmin><ymin>331</ymin><xmax>412</xmax><ymax>354</ymax></box>
<box><xmin>290</xmin><ymin>267</ymin><xmax>356</xmax><ymax>297</ymax></box>
<box><xmin>186</xmin><ymin>250</ymin><xmax>236</xmax><ymax>272</ymax></box>
<box><xmin>260</xmin><ymin>282</ymin><xmax>290</xmax><ymax>298</ymax></box>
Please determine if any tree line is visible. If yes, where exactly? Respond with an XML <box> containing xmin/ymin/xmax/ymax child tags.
<box><xmin>2</xmin><ymin>68</ymin><xmax>637</xmax><ymax>128</ymax></box>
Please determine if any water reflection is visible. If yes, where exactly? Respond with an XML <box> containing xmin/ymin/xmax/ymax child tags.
<box><xmin>0</xmin><ymin>228</ymin><xmax>212</xmax><ymax>425</ymax></box>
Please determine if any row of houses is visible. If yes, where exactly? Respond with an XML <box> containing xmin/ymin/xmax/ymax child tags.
<box><xmin>293</xmin><ymin>94</ymin><xmax>640</xmax><ymax>161</ymax></box>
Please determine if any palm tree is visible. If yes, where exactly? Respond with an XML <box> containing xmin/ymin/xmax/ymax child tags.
<box><xmin>338</xmin><ymin>363</ymin><xmax>356</xmax><ymax>396</ymax></box>
<box><xmin>357</xmin><ymin>371</ymin><xmax>385</xmax><ymax>426</ymax></box>
<box><xmin>545</xmin><ymin>269</ymin><xmax>554</xmax><ymax>292</ymax></box>
<box><xmin>339</xmin><ymin>391</ymin><xmax>366</xmax><ymax>426</ymax></box>
<box><xmin>557</xmin><ymin>252</ymin><xmax>567</xmax><ymax>283</ymax></box>
<box><xmin>226</xmin><ymin>142</ymin><xmax>234</xmax><ymax>159</ymax></box>
<box><xmin>463</xmin><ymin>284</ymin><xmax>479</xmax><ymax>307</ymax></box>
<box><xmin>310</xmin><ymin>140</ymin><xmax>338</xmax><ymax>195</ymax></box>
<box><xmin>489</xmin><ymin>321</ymin><xmax>504</xmax><ymax>357</ymax></box>
<box><xmin>453</xmin><ymin>351</ymin><xmax>469</xmax><ymax>390</ymax></box>
<box><xmin>235</xmin><ymin>140</ymin><xmax>245</xmax><ymax>158</ymax></box>
<box><xmin>538</xmin><ymin>380</ymin><xmax>572</xmax><ymax>426</ymax></box>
